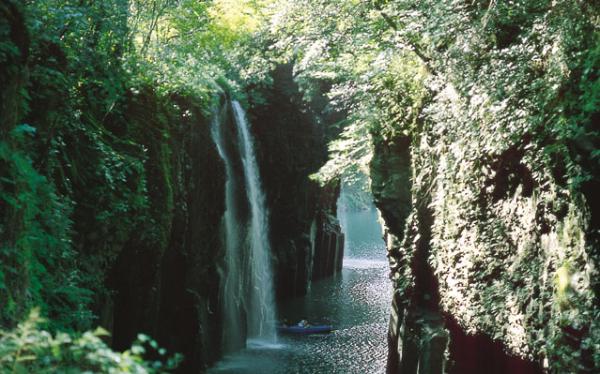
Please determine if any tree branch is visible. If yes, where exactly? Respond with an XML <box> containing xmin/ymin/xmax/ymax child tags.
<box><xmin>372</xmin><ymin>2</ymin><xmax>436</xmax><ymax>75</ymax></box>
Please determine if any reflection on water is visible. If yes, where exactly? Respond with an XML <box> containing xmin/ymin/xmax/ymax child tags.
<box><xmin>339</xmin><ymin>206</ymin><xmax>383</xmax><ymax>260</ymax></box>
<box><xmin>209</xmin><ymin>263</ymin><xmax>391</xmax><ymax>374</ymax></box>
<box><xmin>209</xmin><ymin>188</ymin><xmax>390</xmax><ymax>374</ymax></box>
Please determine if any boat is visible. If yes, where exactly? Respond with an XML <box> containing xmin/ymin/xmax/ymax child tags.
<box><xmin>276</xmin><ymin>324</ymin><xmax>334</xmax><ymax>334</ymax></box>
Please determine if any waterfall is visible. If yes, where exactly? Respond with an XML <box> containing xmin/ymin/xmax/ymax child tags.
<box><xmin>231</xmin><ymin>101</ymin><xmax>276</xmax><ymax>341</ymax></box>
<box><xmin>211</xmin><ymin>100</ymin><xmax>276</xmax><ymax>352</ymax></box>
<box><xmin>211</xmin><ymin>107</ymin><xmax>245</xmax><ymax>352</ymax></box>
<box><xmin>307</xmin><ymin>219</ymin><xmax>317</xmax><ymax>291</ymax></box>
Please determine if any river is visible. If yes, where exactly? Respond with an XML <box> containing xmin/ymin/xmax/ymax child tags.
<box><xmin>209</xmin><ymin>204</ymin><xmax>391</xmax><ymax>374</ymax></box>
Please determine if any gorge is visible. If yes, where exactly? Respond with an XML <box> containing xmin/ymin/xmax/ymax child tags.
<box><xmin>1</xmin><ymin>1</ymin><xmax>599</xmax><ymax>373</ymax></box>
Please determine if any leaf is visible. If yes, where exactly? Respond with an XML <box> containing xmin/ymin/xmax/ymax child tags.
<box><xmin>12</xmin><ymin>124</ymin><xmax>37</xmax><ymax>136</ymax></box>
<box><xmin>93</xmin><ymin>327</ymin><xmax>110</xmax><ymax>337</ymax></box>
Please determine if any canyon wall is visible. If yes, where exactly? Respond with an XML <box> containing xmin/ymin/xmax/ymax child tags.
<box><xmin>0</xmin><ymin>17</ymin><xmax>229</xmax><ymax>367</ymax></box>
<box><xmin>248</xmin><ymin>64</ymin><xmax>344</xmax><ymax>299</ymax></box>
<box><xmin>1</xmin><ymin>5</ymin><xmax>343</xmax><ymax>371</ymax></box>
<box><xmin>372</xmin><ymin>2</ymin><xmax>599</xmax><ymax>373</ymax></box>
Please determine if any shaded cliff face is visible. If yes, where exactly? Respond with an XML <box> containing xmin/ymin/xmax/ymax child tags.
<box><xmin>368</xmin><ymin>3</ymin><xmax>600</xmax><ymax>374</ymax></box>
<box><xmin>1</xmin><ymin>4</ymin><xmax>344</xmax><ymax>367</ymax></box>
<box><xmin>107</xmin><ymin>92</ymin><xmax>226</xmax><ymax>372</ymax></box>
<box><xmin>0</xmin><ymin>0</ymin><xmax>28</xmax><ymax>136</ymax></box>
<box><xmin>0</xmin><ymin>4</ymin><xmax>227</xmax><ymax>369</ymax></box>
<box><xmin>371</xmin><ymin>129</ymin><xmax>547</xmax><ymax>374</ymax></box>
<box><xmin>248</xmin><ymin>64</ymin><xmax>344</xmax><ymax>299</ymax></box>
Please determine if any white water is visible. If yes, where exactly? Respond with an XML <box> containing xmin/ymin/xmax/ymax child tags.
<box><xmin>211</xmin><ymin>108</ymin><xmax>245</xmax><ymax>352</ymax></box>
<box><xmin>211</xmin><ymin>101</ymin><xmax>277</xmax><ymax>350</ymax></box>
<box><xmin>231</xmin><ymin>100</ymin><xmax>276</xmax><ymax>341</ymax></box>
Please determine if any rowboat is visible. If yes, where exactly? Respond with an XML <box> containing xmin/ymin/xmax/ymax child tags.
<box><xmin>276</xmin><ymin>325</ymin><xmax>334</xmax><ymax>334</ymax></box>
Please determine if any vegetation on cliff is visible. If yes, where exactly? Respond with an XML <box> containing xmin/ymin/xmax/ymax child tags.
<box><xmin>267</xmin><ymin>0</ymin><xmax>599</xmax><ymax>371</ymax></box>
<box><xmin>1</xmin><ymin>0</ymin><xmax>598</xmax><ymax>372</ymax></box>
<box><xmin>1</xmin><ymin>0</ymin><xmax>342</xmax><ymax>370</ymax></box>
<box><xmin>0</xmin><ymin>0</ymin><xmax>263</xmax><ymax>370</ymax></box>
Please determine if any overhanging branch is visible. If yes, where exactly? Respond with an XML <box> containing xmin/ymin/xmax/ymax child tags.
<box><xmin>372</xmin><ymin>2</ymin><xmax>436</xmax><ymax>76</ymax></box>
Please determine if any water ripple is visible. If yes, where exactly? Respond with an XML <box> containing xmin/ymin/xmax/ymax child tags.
<box><xmin>209</xmin><ymin>263</ymin><xmax>392</xmax><ymax>374</ymax></box>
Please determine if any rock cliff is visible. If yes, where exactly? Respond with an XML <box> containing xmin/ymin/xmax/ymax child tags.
<box><xmin>248</xmin><ymin>64</ymin><xmax>345</xmax><ymax>299</ymax></box>
<box><xmin>0</xmin><ymin>4</ymin><xmax>227</xmax><ymax>369</ymax></box>
<box><xmin>1</xmin><ymin>8</ymin><xmax>344</xmax><ymax>369</ymax></box>
<box><xmin>371</xmin><ymin>3</ymin><xmax>600</xmax><ymax>372</ymax></box>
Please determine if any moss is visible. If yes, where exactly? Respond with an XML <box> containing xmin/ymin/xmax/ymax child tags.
<box><xmin>373</xmin><ymin>2</ymin><xmax>599</xmax><ymax>372</ymax></box>
<box><xmin>158</xmin><ymin>141</ymin><xmax>174</xmax><ymax>248</ymax></box>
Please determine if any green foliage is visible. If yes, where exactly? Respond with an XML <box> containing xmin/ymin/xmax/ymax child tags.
<box><xmin>372</xmin><ymin>0</ymin><xmax>598</xmax><ymax>371</ymax></box>
<box><xmin>0</xmin><ymin>0</ymin><xmax>158</xmax><ymax>333</ymax></box>
<box><xmin>0</xmin><ymin>128</ymin><xmax>93</xmax><ymax>330</ymax></box>
<box><xmin>269</xmin><ymin>0</ymin><xmax>430</xmax><ymax>183</ymax></box>
<box><xmin>3</xmin><ymin>0</ymin><xmax>208</xmax><ymax>334</ymax></box>
<box><xmin>2</xmin><ymin>0</ymin><xmax>597</xmax><ymax>371</ymax></box>
<box><xmin>269</xmin><ymin>0</ymin><xmax>599</xmax><ymax>371</ymax></box>
<box><xmin>124</xmin><ymin>0</ymin><xmax>275</xmax><ymax>100</ymax></box>
<box><xmin>1</xmin><ymin>0</ymin><xmax>259</xmax><ymax>370</ymax></box>
<box><xmin>0</xmin><ymin>309</ymin><xmax>181</xmax><ymax>373</ymax></box>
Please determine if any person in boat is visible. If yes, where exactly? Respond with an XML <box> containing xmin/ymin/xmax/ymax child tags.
<box><xmin>297</xmin><ymin>319</ymin><xmax>310</xmax><ymax>328</ymax></box>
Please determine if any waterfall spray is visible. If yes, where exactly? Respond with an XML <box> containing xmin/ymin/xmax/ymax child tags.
<box><xmin>231</xmin><ymin>101</ymin><xmax>276</xmax><ymax>341</ymax></box>
<box><xmin>211</xmin><ymin>107</ymin><xmax>245</xmax><ymax>352</ymax></box>
<box><xmin>211</xmin><ymin>100</ymin><xmax>277</xmax><ymax>351</ymax></box>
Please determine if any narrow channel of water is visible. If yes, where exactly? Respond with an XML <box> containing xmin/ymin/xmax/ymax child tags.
<box><xmin>209</xmin><ymin>190</ymin><xmax>390</xmax><ymax>374</ymax></box>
